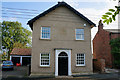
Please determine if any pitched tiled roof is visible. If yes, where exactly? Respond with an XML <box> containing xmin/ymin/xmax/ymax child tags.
<box><xmin>10</xmin><ymin>48</ymin><xmax>31</xmax><ymax>56</ymax></box>
<box><xmin>27</xmin><ymin>2</ymin><xmax>96</xmax><ymax>30</ymax></box>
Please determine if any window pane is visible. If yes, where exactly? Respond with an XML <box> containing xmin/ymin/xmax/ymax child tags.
<box><xmin>40</xmin><ymin>53</ymin><xmax>50</xmax><ymax>66</ymax></box>
<box><xmin>76</xmin><ymin>53</ymin><xmax>85</xmax><ymax>66</ymax></box>
<box><xmin>41</xmin><ymin>27</ymin><xmax>50</xmax><ymax>39</ymax></box>
<box><xmin>76</xmin><ymin>29</ymin><xmax>84</xmax><ymax>40</ymax></box>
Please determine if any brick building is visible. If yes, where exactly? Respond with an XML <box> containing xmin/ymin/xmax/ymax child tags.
<box><xmin>93</xmin><ymin>21</ymin><xmax>120</xmax><ymax>68</ymax></box>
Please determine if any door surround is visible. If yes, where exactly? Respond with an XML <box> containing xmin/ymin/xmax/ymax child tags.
<box><xmin>55</xmin><ymin>49</ymin><xmax>71</xmax><ymax>76</ymax></box>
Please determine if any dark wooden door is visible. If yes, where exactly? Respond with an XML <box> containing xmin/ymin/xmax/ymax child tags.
<box><xmin>22</xmin><ymin>57</ymin><xmax>31</xmax><ymax>66</ymax></box>
<box><xmin>58</xmin><ymin>57</ymin><xmax>68</xmax><ymax>76</ymax></box>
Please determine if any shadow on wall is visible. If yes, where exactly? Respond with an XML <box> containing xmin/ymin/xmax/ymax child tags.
<box><xmin>93</xmin><ymin>59</ymin><xmax>105</xmax><ymax>73</ymax></box>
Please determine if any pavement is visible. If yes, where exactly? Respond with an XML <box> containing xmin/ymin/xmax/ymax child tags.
<box><xmin>73</xmin><ymin>73</ymin><xmax>120</xmax><ymax>80</ymax></box>
<box><xmin>2</xmin><ymin>66</ymin><xmax>29</xmax><ymax>78</ymax></box>
<box><xmin>1</xmin><ymin>66</ymin><xmax>120</xmax><ymax>80</ymax></box>
<box><xmin>1</xmin><ymin>73</ymin><xmax>120</xmax><ymax>80</ymax></box>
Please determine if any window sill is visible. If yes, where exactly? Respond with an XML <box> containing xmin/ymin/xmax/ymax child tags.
<box><xmin>75</xmin><ymin>39</ymin><xmax>84</xmax><ymax>41</ymax></box>
<box><xmin>76</xmin><ymin>65</ymin><xmax>85</xmax><ymax>67</ymax></box>
<box><xmin>39</xmin><ymin>38</ymin><xmax>51</xmax><ymax>41</ymax></box>
<box><xmin>39</xmin><ymin>65</ymin><xmax>50</xmax><ymax>68</ymax></box>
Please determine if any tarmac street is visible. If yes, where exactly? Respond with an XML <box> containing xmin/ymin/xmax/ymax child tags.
<box><xmin>1</xmin><ymin>66</ymin><xmax>120</xmax><ymax>80</ymax></box>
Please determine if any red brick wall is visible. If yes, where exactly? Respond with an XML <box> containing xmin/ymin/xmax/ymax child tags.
<box><xmin>93</xmin><ymin>59</ymin><xmax>105</xmax><ymax>73</ymax></box>
<box><xmin>93</xmin><ymin>23</ymin><xmax>113</xmax><ymax>68</ymax></box>
<box><xmin>111</xmin><ymin>33</ymin><xmax>120</xmax><ymax>39</ymax></box>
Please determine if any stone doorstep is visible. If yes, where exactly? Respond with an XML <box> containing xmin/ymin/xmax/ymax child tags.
<box><xmin>56</xmin><ymin>76</ymin><xmax>73</xmax><ymax>78</ymax></box>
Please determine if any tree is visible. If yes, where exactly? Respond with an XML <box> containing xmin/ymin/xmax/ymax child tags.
<box><xmin>1</xmin><ymin>51</ymin><xmax>7</xmax><ymax>61</ymax></box>
<box><xmin>13</xmin><ymin>42</ymin><xmax>31</xmax><ymax>48</ymax></box>
<box><xmin>110</xmin><ymin>38</ymin><xmax>120</xmax><ymax>68</ymax></box>
<box><xmin>102</xmin><ymin>6</ymin><xmax>120</xmax><ymax>24</ymax></box>
<box><xmin>1</xmin><ymin>21</ymin><xmax>32</xmax><ymax>60</ymax></box>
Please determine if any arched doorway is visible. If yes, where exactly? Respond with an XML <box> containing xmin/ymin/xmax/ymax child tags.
<box><xmin>58</xmin><ymin>52</ymin><xmax>68</xmax><ymax>76</ymax></box>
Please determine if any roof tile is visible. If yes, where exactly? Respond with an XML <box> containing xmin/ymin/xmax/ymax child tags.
<box><xmin>10</xmin><ymin>48</ymin><xmax>31</xmax><ymax>55</ymax></box>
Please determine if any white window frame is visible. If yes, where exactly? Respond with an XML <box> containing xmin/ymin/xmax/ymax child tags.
<box><xmin>75</xmin><ymin>29</ymin><xmax>84</xmax><ymax>40</ymax></box>
<box><xmin>40</xmin><ymin>53</ymin><xmax>50</xmax><ymax>67</ymax></box>
<box><xmin>41</xmin><ymin>27</ymin><xmax>51</xmax><ymax>39</ymax></box>
<box><xmin>76</xmin><ymin>53</ymin><xmax>85</xmax><ymax>66</ymax></box>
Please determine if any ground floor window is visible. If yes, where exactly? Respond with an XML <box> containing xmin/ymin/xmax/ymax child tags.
<box><xmin>40</xmin><ymin>53</ymin><xmax>50</xmax><ymax>66</ymax></box>
<box><xmin>76</xmin><ymin>53</ymin><xmax>85</xmax><ymax>66</ymax></box>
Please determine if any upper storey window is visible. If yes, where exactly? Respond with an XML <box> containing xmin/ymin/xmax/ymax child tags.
<box><xmin>41</xmin><ymin>27</ymin><xmax>51</xmax><ymax>39</ymax></box>
<box><xmin>75</xmin><ymin>29</ymin><xmax>84</xmax><ymax>40</ymax></box>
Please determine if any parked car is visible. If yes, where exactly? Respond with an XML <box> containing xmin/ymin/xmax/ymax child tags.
<box><xmin>2</xmin><ymin>61</ymin><xmax>14</xmax><ymax>70</ymax></box>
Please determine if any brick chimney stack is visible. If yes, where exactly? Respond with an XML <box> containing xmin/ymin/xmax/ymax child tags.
<box><xmin>98</xmin><ymin>20</ymin><xmax>103</xmax><ymax>31</ymax></box>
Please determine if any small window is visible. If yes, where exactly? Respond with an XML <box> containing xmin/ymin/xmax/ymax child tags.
<box><xmin>75</xmin><ymin>29</ymin><xmax>84</xmax><ymax>40</ymax></box>
<box><xmin>41</xmin><ymin>27</ymin><xmax>50</xmax><ymax>39</ymax></box>
<box><xmin>76</xmin><ymin>54</ymin><xmax>85</xmax><ymax>66</ymax></box>
<box><xmin>40</xmin><ymin>53</ymin><xmax>50</xmax><ymax>66</ymax></box>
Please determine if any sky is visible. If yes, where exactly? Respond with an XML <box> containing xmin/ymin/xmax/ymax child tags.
<box><xmin>0</xmin><ymin>0</ymin><xmax>119</xmax><ymax>40</ymax></box>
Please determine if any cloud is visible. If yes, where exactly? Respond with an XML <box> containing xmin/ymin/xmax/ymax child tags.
<box><xmin>67</xmin><ymin>1</ymin><xmax>118</xmax><ymax>40</ymax></box>
<box><xmin>71</xmin><ymin>1</ymin><xmax>118</xmax><ymax>23</ymax></box>
<box><xmin>2</xmin><ymin>17</ymin><xmax>18</xmax><ymax>21</ymax></box>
